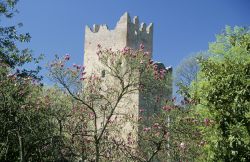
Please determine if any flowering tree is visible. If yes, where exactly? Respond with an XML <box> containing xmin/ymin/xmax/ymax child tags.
<box><xmin>48</xmin><ymin>45</ymin><xmax>173</xmax><ymax>161</ymax></box>
<box><xmin>47</xmin><ymin>45</ymin><xmax>210</xmax><ymax>161</ymax></box>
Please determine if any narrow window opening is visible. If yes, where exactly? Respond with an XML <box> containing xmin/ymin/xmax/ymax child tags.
<box><xmin>101</xmin><ymin>70</ymin><xmax>105</xmax><ymax>78</ymax></box>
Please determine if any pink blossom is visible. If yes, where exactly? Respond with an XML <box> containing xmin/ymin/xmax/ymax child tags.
<box><xmin>162</xmin><ymin>105</ymin><xmax>172</xmax><ymax>111</ymax></box>
<box><xmin>140</xmin><ymin>43</ymin><xmax>144</xmax><ymax>49</ymax></box>
<box><xmin>89</xmin><ymin>112</ymin><xmax>95</xmax><ymax>119</ymax></box>
<box><xmin>123</xmin><ymin>47</ymin><xmax>130</xmax><ymax>53</ymax></box>
<box><xmin>204</xmin><ymin>118</ymin><xmax>210</xmax><ymax>126</ymax></box>
<box><xmin>108</xmin><ymin>118</ymin><xmax>114</xmax><ymax>124</ymax></box>
<box><xmin>72</xmin><ymin>106</ymin><xmax>77</xmax><ymax>113</ymax></box>
<box><xmin>153</xmin><ymin>123</ymin><xmax>160</xmax><ymax>129</ymax></box>
<box><xmin>64</xmin><ymin>54</ymin><xmax>70</xmax><ymax>60</ymax></box>
<box><xmin>127</xmin><ymin>136</ymin><xmax>132</xmax><ymax>144</ymax></box>
<box><xmin>153</xmin><ymin>64</ymin><xmax>158</xmax><ymax>70</ymax></box>
<box><xmin>160</xmin><ymin>69</ymin><xmax>166</xmax><ymax>74</ymax></box>
<box><xmin>143</xmin><ymin>52</ymin><xmax>149</xmax><ymax>56</ymax></box>
<box><xmin>143</xmin><ymin>127</ymin><xmax>151</xmax><ymax>132</ymax></box>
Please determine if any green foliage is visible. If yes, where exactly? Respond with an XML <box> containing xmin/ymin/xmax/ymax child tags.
<box><xmin>0</xmin><ymin>0</ymin><xmax>42</xmax><ymax>80</ymax></box>
<box><xmin>192</xmin><ymin>26</ymin><xmax>250</xmax><ymax>161</ymax></box>
<box><xmin>0</xmin><ymin>1</ymin><xmax>54</xmax><ymax>161</ymax></box>
<box><xmin>136</xmin><ymin>101</ymin><xmax>205</xmax><ymax>162</ymax></box>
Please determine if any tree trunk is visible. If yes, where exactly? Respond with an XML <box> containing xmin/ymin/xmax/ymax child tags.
<box><xmin>17</xmin><ymin>130</ymin><xmax>23</xmax><ymax>162</ymax></box>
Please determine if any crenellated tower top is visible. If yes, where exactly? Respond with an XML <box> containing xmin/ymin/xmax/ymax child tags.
<box><xmin>86</xmin><ymin>12</ymin><xmax>153</xmax><ymax>35</ymax></box>
<box><xmin>84</xmin><ymin>12</ymin><xmax>154</xmax><ymax>74</ymax></box>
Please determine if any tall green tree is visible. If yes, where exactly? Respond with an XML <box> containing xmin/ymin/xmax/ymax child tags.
<box><xmin>0</xmin><ymin>0</ymin><xmax>41</xmax><ymax>79</ymax></box>
<box><xmin>192</xmin><ymin>26</ymin><xmax>250</xmax><ymax>161</ymax></box>
<box><xmin>0</xmin><ymin>1</ymin><xmax>54</xmax><ymax>161</ymax></box>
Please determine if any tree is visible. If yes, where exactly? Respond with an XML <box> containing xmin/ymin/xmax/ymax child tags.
<box><xmin>175</xmin><ymin>52</ymin><xmax>209</xmax><ymax>99</ymax></box>
<box><xmin>48</xmin><ymin>46</ymin><xmax>174</xmax><ymax>161</ymax></box>
<box><xmin>191</xmin><ymin>26</ymin><xmax>250</xmax><ymax>161</ymax></box>
<box><xmin>0</xmin><ymin>1</ymin><xmax>52</xmax><ymax>161</ymax></box>
<box><xmin>0</xmin><ymin>0</ymin><xmax>41</xmax><ymax>79</ymax></box>
<box><xmin>47</xmin><ymin>46</ymin><xmax>208</xmax><ymax>161</ymax></box>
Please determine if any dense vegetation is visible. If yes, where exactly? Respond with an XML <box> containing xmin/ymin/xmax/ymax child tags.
<box><xmin>0</xmin><ymin>1</ymin><xmax>249</xmax><ymax>161</ymax></box>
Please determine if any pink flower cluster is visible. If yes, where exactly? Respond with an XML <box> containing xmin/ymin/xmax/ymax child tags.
<box><xmin>139</xmin><ymin>108</ymin><xmax>144</xmax><ymax>113</ymax></box>
<box><xmin>143</xmin><ymin>127</ymin><xmax>151</xmax><ymax>132</ymax></box>
<box><xmin>50</xmin><ymin>54</ymin><xmax>71</xmax><ymax>68</ymax></box>
<box><xmin>73</xmin><ymin>64</ymin><xmax>84</xmax><ymax>70</ymax></box>
<box><xmin>149</xmin><ymin>59</ymin><xmax>154</xmax><ymax>65</ymax></box>
<box><xmin>122</xmin><ymin>47</ymin><xmax>131</xmax><ymax>54</ymax></box>
<box><xmin>80</xmin><ymin>71</ymin><xmax>86</xmax><ymax>81</ymax></box>
<box><xmin>153</xmin><ymin>123</ymin><xmax>161</xmax><ymax>129</ymax></box>
<box><xmin>204</xmin><ymin>118</ymin><xmax>210</xmax><ymax>126</ymax></box>
<box><xmin>153</xmin><ymin>65</ymin><xmax>167</xmax><ymax>80</ymax></box>
<box><xmin>162</xmin><ymin>105</ymin><xmax>173</xmax><ymax>111</ymax></box>
<box><xmin>64</xmin><ymin>54</ymin><xmax>70</xmax><ymax>61</ymax></box>
<box><xmin>140</xmin><ymin>43</ymin><xmax>144</xmax><ymax>50</ymax></box>
<box><xmin>50</xmin><ymin>60</ymin><xmax>64</xmax><ymax>68</ymax></box>
<box><xmin>143</xmin><ymin>51</ymin><xmax>150</xmax><ymax>56</ymax></box>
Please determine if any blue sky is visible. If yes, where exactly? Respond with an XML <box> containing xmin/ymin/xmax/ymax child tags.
<box><xmin>6</xmin><ymin>0</ymin><xmax>250</xmax><ymax>85</ymax></box>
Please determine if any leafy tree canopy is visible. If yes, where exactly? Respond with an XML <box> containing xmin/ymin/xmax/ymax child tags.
<box><xmin>191</xmin><ymin>26</ymin><xmax>250</xmax><ymax>161</ymax></box>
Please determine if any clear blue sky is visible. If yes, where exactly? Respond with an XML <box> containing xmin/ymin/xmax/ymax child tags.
<box><xmin>7</xmin><ymin>0</ymin><xmax>250</xmax><ymax>85</ymax></box>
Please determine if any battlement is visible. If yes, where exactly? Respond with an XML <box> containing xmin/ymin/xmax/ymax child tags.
<box><xmin>84</xmin><ymin>13</ymin><xmax>154</xmax><ymax>74</ymax></box>
<box><xmin>85</xmin><ymin>12</ymin><xmax>153</xmax><ymax>35</ymax></box>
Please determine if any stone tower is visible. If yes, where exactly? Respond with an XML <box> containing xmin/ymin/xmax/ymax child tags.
<box><xmin>83</xmin><ymin>12</ymin><xmax>172</xmax><ymax>147</ymax></box>
<box><xmin>84</xmin><ymin>12</ymin><xmax>153</xmax><ymax>74</ymax></box>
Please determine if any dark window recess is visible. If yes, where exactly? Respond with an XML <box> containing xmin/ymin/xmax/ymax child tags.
<box><xmin>101</xmin><ymin>70</ymin><xmax>105</xmax><ymax>77</ymax></box>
